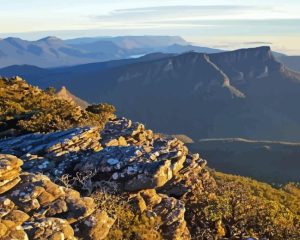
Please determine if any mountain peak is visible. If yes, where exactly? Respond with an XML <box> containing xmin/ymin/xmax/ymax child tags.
<box><xmin>59</xmin><ymin>85</ymin><xmax>68</xmax><ymax>93</ymax></box>
<box><xmin>37</xmin><ymin>36</ymin><xmax>63</xmax><ymax>43</ymax></box>
<box><xmin>208</xmin><ymin>46</ymin><xmax>284</xmax><ymax>76</ymax></box>
<box><xmin>4</xmin><ymin>37</ymin><xmax>23</xmax><ymax>42</ymax></box>
<box><xmin>213</xmin><ymin>46</ymin><xmax>273</xmax><ymax>58</ymax></box>
<box><xmin>56</xmin><ymin>86</ymin><xmax>89</xmax><ymax>108</ymax></box>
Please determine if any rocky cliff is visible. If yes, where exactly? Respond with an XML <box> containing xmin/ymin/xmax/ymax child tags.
<box><xmin>0</xmin><ymin>117</ymin><xmax>215</xmax><ymax>239</ymax></box>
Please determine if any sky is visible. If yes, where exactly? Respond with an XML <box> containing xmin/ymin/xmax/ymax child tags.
<box><xmin>0</xmin><ymin>0</ymin><xmax>300</xmax><ymax>55</ymax></box>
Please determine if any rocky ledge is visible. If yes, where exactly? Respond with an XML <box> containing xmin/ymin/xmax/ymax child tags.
<box><xmin>0</xmin><ymin>117</ymin><xmax>215</xmax><ymax>239</ymax></box>
<box><xmin>0</xmin><ymin>154</ymin><xmax>114</xmax><ymax>240</ymax></box>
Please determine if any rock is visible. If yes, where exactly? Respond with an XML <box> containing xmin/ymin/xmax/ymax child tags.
<box><xmin>73</xmin><ymin>118</ymin><xmax>196</xmax><ymax>192</ymax></box>
<box><xmin>0</xmin><ymin>220</ymin><xmax>28</xmax><ymax>240</ymax></box>
<box><xmin>159</xmin><ymin>154</ymin><xmax>215</xmax><ymax>197</ymax></box>
<box><xmin>131</xmin><ymin>189</ymin><xmax>190</xmax><ymax>240</ymax></box>
<box><xmin>0</xmin><ymin>127</ymin><xmax>101</xmax><ymax>178</ymax></box>
<box><xmin>24</xmin><ymin>218</ymin><xmax>75</xmax><ymax>240</ymax></box>
<box><xmin>0</xmin><ymin>155</ymin><xmax>108</xmax><ymax>239</ymax></box>
<box><xmin>0</xmin><ymin>117</ymin><xmax>216</xmax><ymax>239</ymax></box>
<box><xmin>74</xmin><ymin>211</ymin><xmax>115</xmax><ymax>240</ymax></box>
<box><xmin>124</xmin><ymin>159</ymin><xmax>173</xmax><ymax>191</ymax></box>
<box><xmin>3</xmin><ymin>210</ymin><xmax>30</xmax><ymax>225</ymax></box>
<box><xmin>107</xmin><ymin>158</ymin><xmax>119</xmax><ymax>166</ymax></box>
<box><xmin>100</xmin><ymin>118</ymin><xmax>153</xmax><ymax>147</ymax></box>
<box><xmin>5</xmin><ymin>173</ymin><xmax>96</xmax><ymax>223</ymax></box>
<box><xmin>0</xmin><ymin>155</ymin><xmax>22</xmax><ymax>194</ymax></box>
<box><xmin>0</xmin><ymin>118</ymin><xmax>215</xmax><ymax>196</ymax></box>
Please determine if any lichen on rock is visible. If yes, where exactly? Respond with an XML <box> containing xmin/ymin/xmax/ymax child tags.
<box><xmin>0</xmin><ymin>117</ymin><xmax>216</xmax><ymax>239</ymax></box>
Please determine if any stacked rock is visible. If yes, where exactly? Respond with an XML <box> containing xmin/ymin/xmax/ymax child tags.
<box><xmin>0</xmin><ymin>117</ymin><xmax>216</xmax><ymax>240</ymax></box>
<box><xmin>100</xmin><ymin>117</ymin><xmax>154</xmax><ymax>147</ymax></box>
<box><xmin>131</xmin><ymin>189</ymin><xmax>190</xmax><ymax>240</ymax></box>
<box><xmin>0</xmin><ymin>155</ymin><xmax>22</xmax><ymax>194</ymax></box>
<box><xmin>0</xmin><ymin>154</ymin><xmax>113</xmax><ymax>240</ymax></box>
<box><xmin>77</xmin><ymin>118</ymin><xmax>213</xmax><ymax>196</ymax></box>
<box><xmin>0</xmin><ymin>127</ymin><xmax>101</xmax><ymax>178</ymax></box>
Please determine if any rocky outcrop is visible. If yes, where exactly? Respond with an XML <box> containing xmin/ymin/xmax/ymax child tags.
<box><xmin>0</xmin><ymin>127</ymin><xmax>101</xmax><ymax>178</ymax></box>
<box><xmin>0</xmin><ymin>117</ymin><xmax>216</xmax><ymax>239</ymax></box>
<box><xmin>73</xmin><ymin>211</ymin><xmax>115</xmax><ymax>240</ymax></box>
<box><xmin>0</xmin><ymin>155</ymin><xmax>22</xmax><ymax>194</ymax></box>
<box><xmin>0</xmin><ymin>154</ymin><xmax>112</xmax><ymax>239</ymax></box>
<box><xmin>131</xmin><ymin>189</ymin><xmax>190</xmax><ymax>240</ymax></box>
<box><xmin>0</xmin><ymin>117</ymin><xmax>213</xmax><ymax>195</ymax></box>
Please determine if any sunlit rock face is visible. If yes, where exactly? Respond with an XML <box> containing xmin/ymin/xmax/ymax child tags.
<box><xmin>0</xmin><ymin>118</ymin><xmax>213</xmax><ymax>194</ymax></box>
<box><xmin>0</xmin><ymin>127</ymin><xmax>102</xmax><ymax>178</ymax></box>
<box><xmin>0</xmin><ymin>117</ymin><xmax>215</xmax><ymax>239</ymax></box>
<box><xmin>0</xmin><ymin>154</ymin><xmax>114</xmax><ymax>240</ymax></box>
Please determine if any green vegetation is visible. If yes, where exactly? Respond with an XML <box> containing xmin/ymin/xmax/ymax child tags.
<box><xmin>0</xmin><ymin>77</ymin><xmax>115</xmax><ymax>134</ymax></box>
<box><xmin>184</xmin><ymin>171</ymin><xmax>300</xmax><ymax>239</ymax></box>
<box><xmin>90</xmin><ymin>185</ymin><xmax>162</xmax><ymax>240</ymax></box>
<box><xmin>86</xmin><ymin>103</ymin><xmax>116</xmax><ymax>126</ymax></box>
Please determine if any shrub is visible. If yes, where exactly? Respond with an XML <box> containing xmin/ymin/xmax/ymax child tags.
<box><xmin>0</xmin><ymin>77</ymin><xmax>114</xmax><ymax>135</ymax></box>
<box><xmin>184</xmin><ymin>170</ymin><xmax>300</xmax><ymax>240</ymax></box>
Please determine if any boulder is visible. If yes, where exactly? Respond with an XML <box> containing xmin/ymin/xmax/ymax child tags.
<box><xmin>24</xmin><ymin>218</ymin><xmax>75</xmax><ymax>240</ymax></box>
<box><xmin>74</xmin><ymin>211</ymin><xmax>115</xmax><ymax>240</ymax></box>
<box><xmin>0</xmin><ymin>155</ymin><xmax>22</xmax><ymax>194</ymax></box>
<box><xmin>131</xmin><ymin>189</ymin><xmax>190</xmax><ymax>240</ymax></box>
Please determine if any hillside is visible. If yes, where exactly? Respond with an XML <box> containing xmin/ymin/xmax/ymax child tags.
<box><xmin>188</xmin><ymin>138</ymin><xmax>300</xmax><ymax>184</ymax></box>
<box><xmin>0</xmin><ymin>77</ymin><xmax>299</xmax><ymax>239</ymax></box>
<box><xmin>4</xmin><ymin>47</ymin><xmax>300</xmax><ymax>142</ymax></box>
<box><xmin>278</xmin><ymin>55</ymin><xmax>300</xmax><ymax>72</ymax></box>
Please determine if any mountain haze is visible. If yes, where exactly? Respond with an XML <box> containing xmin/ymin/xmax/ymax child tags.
<box><xmin>3</xmin><ymin>46</ymin><xmax>300</xmax><ymax>141</ymax></box>
<box><xmin>0</xmin><ymin>36</ymin><xmax>222</xmax><ymax>68</ymax></box>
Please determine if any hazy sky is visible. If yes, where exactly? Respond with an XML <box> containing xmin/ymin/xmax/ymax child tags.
<box><xmin>0</xmin><ymin>0</ymin><xmax>300</xmax><ymax>54</ymax></box>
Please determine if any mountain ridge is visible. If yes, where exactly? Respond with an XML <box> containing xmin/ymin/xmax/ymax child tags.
<box><xmin>1</xmin><ymin>46</ymin><xmax>300</xmax><ymax>142</ymax></box>
<box><xmin>0</xmin><ymin>35</ymin><xmax>221</xmax><ymax>68</ymax></box>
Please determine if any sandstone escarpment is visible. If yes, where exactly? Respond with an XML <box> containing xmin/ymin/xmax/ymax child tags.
<box><xmin>0</xmin><ymin>117</ymin><xmax>215</xmax><ymax>239</ymax></box>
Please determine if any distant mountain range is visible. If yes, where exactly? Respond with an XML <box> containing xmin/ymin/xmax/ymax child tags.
<box><xmin>1</xmin><ymin>35</ymin><xmax>299</xmax><ymax>72</ymax></box>
<box><xmin>2</xmin><ymin>46</ymin><xmax>300</xmax><ymax>142</ymax></box>
<box><xmin>0</xmin><ymin>36</ymin><xmax>221</xmax><ymax>68</ymax></box>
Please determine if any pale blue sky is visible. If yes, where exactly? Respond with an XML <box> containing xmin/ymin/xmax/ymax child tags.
<box><xmin>0</xmin><ymin>0</ymin><xmax>300</xmax><ymax>54</ymax></box>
